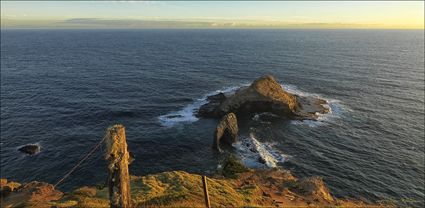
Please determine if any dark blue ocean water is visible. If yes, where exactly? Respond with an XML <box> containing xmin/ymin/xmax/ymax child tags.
<box><xmin>1</xmin><ymin>29</ymin><xmax>424</xmax><ymax>206</ymax></box>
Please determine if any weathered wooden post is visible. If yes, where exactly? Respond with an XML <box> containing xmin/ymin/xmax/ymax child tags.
<box><xmin>202</xmin><ymin>176</ymin><xmax>211</xmax><ymax>208</ymax></box>
<box><xmin>105</xmin><ymin>124</ymin><xmax>132</xmax><ymax>208</ymax></box>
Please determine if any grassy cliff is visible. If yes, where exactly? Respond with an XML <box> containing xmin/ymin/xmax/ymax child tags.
<box><xmin>1</xmin><ymin>157</ymin><xmax>393</xmax><ymax>207</ymax></box>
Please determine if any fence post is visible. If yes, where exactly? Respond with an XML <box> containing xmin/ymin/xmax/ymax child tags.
<box><xmin>105</xmin><ymin>124</ymin><xmax>132</xmax><ymax>208</ymax></box>
<box><xmin>202</xmin><ymin>176</ymin><xmax>211</xmax><ymax>208</ymax></box>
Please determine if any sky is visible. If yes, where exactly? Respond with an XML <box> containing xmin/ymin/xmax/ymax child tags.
<box><xmin>1</xmin><ymin>1</ymin><xmax>424</xmax><ymax>29</ymax></box>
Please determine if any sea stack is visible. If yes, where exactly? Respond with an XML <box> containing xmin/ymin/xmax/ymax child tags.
<box><xmin>213</xmin><ymin>113</ymin><xmax>238</xmax><ymax>151</ymax></box>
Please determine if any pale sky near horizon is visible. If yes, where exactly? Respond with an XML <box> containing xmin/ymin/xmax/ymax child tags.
<box><xmin>1</xmin><ymin>1</ymin><xmax>424</xmax><ymax>29</ymax></box>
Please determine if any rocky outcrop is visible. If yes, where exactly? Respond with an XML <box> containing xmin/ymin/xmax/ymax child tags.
<box><xmin>197</xmin><ymin>75</ymin><xmax>329</xmax><ymax>120</ymax></box>
<box><xmin>1</xmin><ymin>181</ymin><xmax>63</xmax><ymax>208</ymax></box>
<box><xmin>287</xmin><ymin>176</ymin><xmax>334</xmax><ymax>203</ymax></box>
<box><xmin>199</xmin><ymin>75</ymin><xmax>299</xmax><ymax>118</ymax></box>
<box><xmin>18</xmin><ymin>144</ymin><xmax>40</xmax><ymax>155</ymax></box>
<box><xmin>295</xmin><ymin>96</ymin><xmax>330</xmax><ymax>118</ymax></box>
<box><xmin>2</xmin><ymin>169</ymin><xmax>390</xmax><ymax>208</ymax></box>
<box><xmin>0</xmin><ymin>179</ymin><xmax>21</xmax><ymax>197</ymax></box>
<box><xmin>197</xmin><ymin>93</ymin><xmax>227</xmax><ymax>117</ymax></box>
<box><xmin>213</xmin><ymin>113</ymin><xmax>238</xmax><ymax>151</ymax></box>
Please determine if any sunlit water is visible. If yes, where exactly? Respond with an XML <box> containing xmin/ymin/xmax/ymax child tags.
<box><xmin>1</xmin><ymin>29</ymin><xmax>424</xmax><ymax>207</ymax></box>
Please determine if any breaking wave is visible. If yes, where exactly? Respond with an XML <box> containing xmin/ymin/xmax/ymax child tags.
<box><xmin>281</xmin><ymin>84</ymin><xmax>347</xmax><ymax>127</ymax></box>
<box><xmin>158</xmin><ymin>85</ymin><xmax>246</xmax><ymax>127</ymax></box>
<box><xmin>233</xmin><ymin>132</ymin><xmax>287</xmax><ymax>168</ymax></box>
<box><xmin>158</xmin><ymin>83</ymin><xmax>346</xmax><ymax>127</ymax></box>
<box><xmin>158</xmin><ymin>98</ymin><xmax>207</xmax><ymax>127</ymax></box>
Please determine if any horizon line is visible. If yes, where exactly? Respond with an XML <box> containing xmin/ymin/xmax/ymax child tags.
<box><xmin>2</xmin><ymin>27</ymin><xmax>424</xmax><ymax>30</ymax></box>
<box><xmin>2</xmin><ymin>18</ymin><xmax>423</xmax><ymax>30</ymax></box>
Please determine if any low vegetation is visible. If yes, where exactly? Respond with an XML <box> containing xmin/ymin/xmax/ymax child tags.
<box><xmin>1</xmin><ymin>156</ymin><xmax>394</xmax><ymax>207</ymax></box>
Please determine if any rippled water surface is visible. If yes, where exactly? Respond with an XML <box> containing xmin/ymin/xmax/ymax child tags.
<box><xmin>1</xmin><ymin>29</ymin><xmax>424</xmax><ymax>206</ymax></box>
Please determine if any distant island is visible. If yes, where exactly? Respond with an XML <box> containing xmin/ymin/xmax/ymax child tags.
<box><xmin>2</xmin><ymin>18</ymin><xmax>423</xmax><ymax>29</ymax></box>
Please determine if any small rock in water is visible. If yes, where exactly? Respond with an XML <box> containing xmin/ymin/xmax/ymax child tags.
<box><xmin>18</xmin><ymin>144</ymin><xmax>40</xmax><ymax>155</ymax></box>
<box><xmin>166</xmin><ymin>115</ymin><xmax>182</xmax><ymax>119</ymax></box>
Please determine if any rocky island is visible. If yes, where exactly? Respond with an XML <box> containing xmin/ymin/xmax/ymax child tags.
<box><xmin>197</xmin><ymin>75</ymin><xmax>329</xmax><ymax>120</ymax></box>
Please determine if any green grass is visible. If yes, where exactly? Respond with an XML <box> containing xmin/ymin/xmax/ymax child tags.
<box><xmin>221</xmin><ymin>154</ymin><xmax>250</xmax><ymax>178</ymax></box>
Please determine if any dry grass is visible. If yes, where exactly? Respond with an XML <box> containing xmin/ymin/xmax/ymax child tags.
<box><xmin>51</xmin><ymin>170</ymin><xmax>265</xmax><ymax>208</ymax></box>
<box><xmin>50</xmin><ymin>167</ymin><xmax>393</xmax><ymax>208</ymax></box>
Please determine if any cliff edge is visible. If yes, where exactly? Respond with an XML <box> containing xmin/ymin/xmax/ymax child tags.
<box><xmin>1</xmin><ymin>159</ymin><xmax>393</xmax><ymax>208</ymax></box>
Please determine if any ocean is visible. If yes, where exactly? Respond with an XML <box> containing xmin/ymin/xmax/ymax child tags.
<box><xmin>1</xmin><ymin>29</ymin><xmax>424</xmax><ymax>207</ymax></box>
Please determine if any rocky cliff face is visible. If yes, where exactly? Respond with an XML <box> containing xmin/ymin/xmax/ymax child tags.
<box><xmin>1</xmin><ymin>180</ymin><xmax>63</xmax><ymax>208</ymax></box>
<box><xmin>197</xmin><ymin>75</ymin><xmax>328</xmax><ymax>120</ymax></box>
